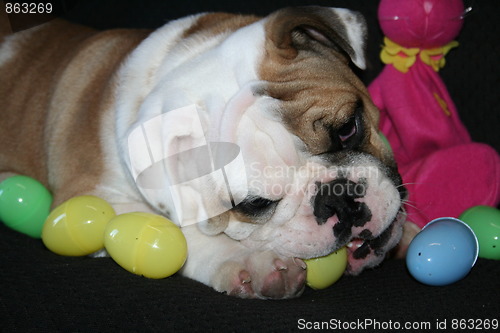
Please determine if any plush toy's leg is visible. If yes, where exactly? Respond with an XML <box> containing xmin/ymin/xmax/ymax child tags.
<box><xmin>399</xmin><ymin>143</ymin><xmax>500</xmax><ymax>229</ymax></box>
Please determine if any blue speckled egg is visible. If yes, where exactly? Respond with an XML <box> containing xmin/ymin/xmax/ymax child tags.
<box><xmin>406</xmin><ymin>217</ymin><xmax>478</xmax><ymax>286</ymax></box>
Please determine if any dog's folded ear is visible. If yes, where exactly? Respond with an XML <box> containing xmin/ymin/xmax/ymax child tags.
<box><xmin>266</xmin><ymin>6</ymin><xmax>367</xmax><ymax>69</ymax></box>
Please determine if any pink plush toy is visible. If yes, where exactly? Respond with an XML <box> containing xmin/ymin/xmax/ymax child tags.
<box><xmin>368</xmin><ymin>0</ymin><xmax>500</xmax><ymax>229</ymax></box>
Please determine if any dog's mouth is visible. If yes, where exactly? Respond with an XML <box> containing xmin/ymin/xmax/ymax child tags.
<box><xmin>344</xmin><ymin>235</ymin><xmax>386</xmax><ymax>275</ymax></box>
<box><xmin>344</xmin><ymin>209</ymin><xmax>405</xmax><ymax>275</ymax></box>
<box><xmin>345</xmin><ymin>237</ymin><xmax>375</xmax><ymax>267</ymax></box>
<box><xmin>346</xmin><ymin>237</ymin><xmax>367</xmax><ymax>257</ymax></box>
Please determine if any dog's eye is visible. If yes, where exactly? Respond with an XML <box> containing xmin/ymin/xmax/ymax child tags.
<box><xmin>248</xmin><ymin>197</ymin><xmax>274</xmax><ymax>208</ymax></box>
<box><xmin>244</xmin><ymin>197</ymin><xmax>276</xmax><ymax>210</ymax></box>
<box><xmin>338</xmin><ymin>117</ymin><xmax>357</xmax><ymax>142</ymax></box>
<box><xmin>337</xmin><ymin>102</ymin><xmax>364</xmax><ymax>149</ymax></box>
<box><xmin>236</xmin><ymin>196</ymin><xmax>279</xmax><ymax>217</ymax></box>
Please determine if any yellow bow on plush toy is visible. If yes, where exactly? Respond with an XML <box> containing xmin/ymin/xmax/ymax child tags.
<box><xmin>380</xmin><ymin>37</ymin><xmax>459</xmax><ymax>73</ymax></box>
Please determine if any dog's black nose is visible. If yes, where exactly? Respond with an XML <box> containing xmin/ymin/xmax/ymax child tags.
<box><xmin>313</xmin><ymin>178</ymin><xmax>372</xmax><ymax>243</ymax></box>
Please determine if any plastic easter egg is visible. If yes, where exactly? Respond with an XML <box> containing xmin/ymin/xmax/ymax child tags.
<box><xmin>104</xmin><ymin>212</ymin><xmax>187</xmax><ymax>279</ymax></box>
<box><xmin>406</xmin><ymin>217</ymin><xmax>478</xmax><ymax>286</ymax></box>
<box><xmin>460</xmin><ymin>206</ymin><xmax>500</xmax><ymax>260</ymax></box>
<box><xmin>0</xmin><ymin>175</ymin><xmax>53</xmax><ymax>238</ymax></box>
<box><xmin>304</xmin><ymin>247</ymin><xmax>347</xmax><ymax>290</ymax></box>
<box><xmin>42</xmin><ymin>195</ymin><xmax>116</xmax><ymax>256</ymax></box>
<box><xmin>379</xmin><ymin>132</ymin><xmax>393</xmax><ymax>155</ymax></box>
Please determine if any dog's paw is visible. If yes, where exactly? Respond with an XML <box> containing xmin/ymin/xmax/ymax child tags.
<box><xmin>212</xmin><ymin>251</ymin><xmax>307</xmax><ymax>299</ymax></box>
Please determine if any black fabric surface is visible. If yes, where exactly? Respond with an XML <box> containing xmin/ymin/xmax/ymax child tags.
<box><xmin>1</xmin><ymin>1</ymin><xmax>499</xmax><ymax>332</ymax></box>
<box><xmin>2</xmin><ymin>222</ymin><xmax>499</xmax><ymax>332</ymax></box>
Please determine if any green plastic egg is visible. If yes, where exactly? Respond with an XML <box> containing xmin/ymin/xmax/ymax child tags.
<box><xmin>460</xmin><ymin>206</ymin><xmax>500</xmax><ymax>260</ymax></box>
<box><xmin>0</xmin><ymin>175</ymin><xmax>53</xmax><ymax>238</ymax></box>
<box><xmin>379</xmin><ymin>132</ymin><xmax>393</xmax><ymax>155</ymax></box>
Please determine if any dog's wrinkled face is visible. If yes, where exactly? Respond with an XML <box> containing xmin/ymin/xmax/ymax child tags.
<box><xmin>126</xmin><ymin>7</ymin><xmax>406</xmax><ymax>275</ymax></box>
<box><xmin>244</xmin><ymin>8</ymin><xmax>406</xmax><ymax>274</ymax></box>
<box><xmin>202</xmin><ymin>8</ymin><xmax>405</xmax><ymax>274</ymax></box>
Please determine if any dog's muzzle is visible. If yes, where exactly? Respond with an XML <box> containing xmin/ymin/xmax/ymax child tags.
<box><xmin>313</xmin><ymin>178</ymin><xmax>372</xmax><ymax>245</ymax></box>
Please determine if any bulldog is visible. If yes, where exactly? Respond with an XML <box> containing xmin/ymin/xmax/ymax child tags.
<box><xmin>0</xmin><ymin>6</ymin><xmax>407</xmax><ymax>299</ymax></box>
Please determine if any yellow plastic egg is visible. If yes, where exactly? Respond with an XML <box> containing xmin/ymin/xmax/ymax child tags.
<box><xmin>104</xmin><ymin>212</ymin><xmax>187</xmax><ymax>279</ymax></box>
<box><xmin>42</xmin><ymin>195</ymin><xmax>116</xmax><ymax>256</ymax></box>
<box><xmin>304</xmin><ymin>247</ymin><xmax>347</xmax><ymax>290</ymax></box>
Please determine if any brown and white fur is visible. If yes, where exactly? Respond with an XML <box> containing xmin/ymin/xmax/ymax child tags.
<box><xmin>0</xmin><ymin>7</ymin><xmax>409</xmax><ymax>299</ymax></box>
